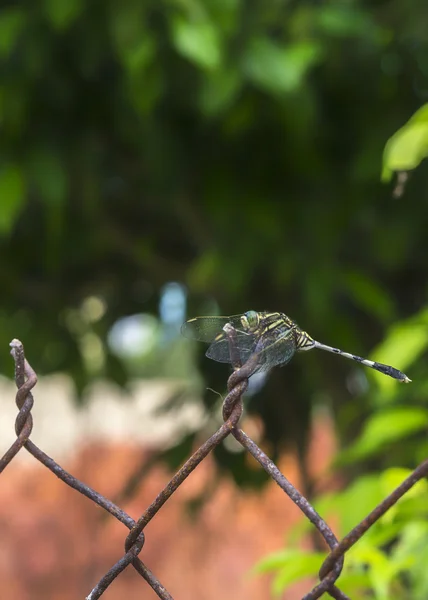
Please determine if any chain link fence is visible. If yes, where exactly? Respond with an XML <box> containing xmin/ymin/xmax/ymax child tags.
<box><xmin>1</xmin><ymin>337</ymin><xmax>427</xmax><ymax>600</ymax></box>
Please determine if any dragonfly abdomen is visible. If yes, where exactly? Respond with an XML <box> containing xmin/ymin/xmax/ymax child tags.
<box><xmin>313</xmin><ymin>341</ymin><xmax>411</xmax><ymax>383</ymax></box>
<box><xmin>295</xmin><ymin>329</ymin><xmax>315</xmax><ymax>351</ymax></box>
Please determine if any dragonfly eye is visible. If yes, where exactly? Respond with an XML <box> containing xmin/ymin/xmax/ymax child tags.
<box><xmin>242</xmin><ymin>310</ymin><xmax>259</xmax><ymax>331</ymax></box>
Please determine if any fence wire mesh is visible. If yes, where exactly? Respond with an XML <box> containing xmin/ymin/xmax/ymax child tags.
<box><xmin>1</xmin><ymin>337</ymin><xmax>427</xmax><ymax>600</ymax></box>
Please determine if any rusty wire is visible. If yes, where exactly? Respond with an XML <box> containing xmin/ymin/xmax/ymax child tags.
<box><xmin>1</xmin><ymin>337</ymin><xmax>427</xmax><ymax>599</ymax></box>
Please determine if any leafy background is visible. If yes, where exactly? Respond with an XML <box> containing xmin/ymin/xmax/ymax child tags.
<box><xmin>1</xmin><ymin>0</ymin><xmax>428</xmax><ymax>597</ymax></box>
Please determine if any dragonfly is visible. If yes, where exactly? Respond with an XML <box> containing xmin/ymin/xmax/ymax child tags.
<box><xmin>181</xmin><ymin>310</ymin><xmax>411</xmax><ymax>383</ymax></box>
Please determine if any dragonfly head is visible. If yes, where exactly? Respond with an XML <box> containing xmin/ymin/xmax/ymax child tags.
<box><xmin>241</xmin><ymin>310</ymin><xmax>260</xmax><ymax>332</ymax></box>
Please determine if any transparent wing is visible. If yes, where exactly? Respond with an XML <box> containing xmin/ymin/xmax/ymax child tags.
<box><xmin>181</xmin><ymin>315</ymin><xmax>248</xmax><ymax>343</ymax></box>
<box><xmin>254</xmin><ymin>329</ymin><xmax>297</xmax><ymax>372</ymax></box>
<box><xmin>182</xmin><ymin>314</ymin><xmax>297</xmax><ymax>372</ymax></box>
<box><xmin>206</xmin><ymin>325</ymin><xmax>297</xmax><ymax>373</ymax></box>
<box><xmin>205</xmin><ymin>329</ymin><xmax>256</xmax><ymax>364</ymax></box>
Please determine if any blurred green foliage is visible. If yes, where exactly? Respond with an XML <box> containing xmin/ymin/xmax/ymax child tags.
<box><xmin>256</xmin><ymin>466</ymin><xmax>428</xmax><ymax>598</ymax></box>
<box><xmin>1</xmin><ymin>0</ymin><xmax>427</xmax><ymax>450</ymax></box>
<box><xmin>0</xmin><ymin>1</ymin><xmax>426</xmax><ymax>381</ymax></box>
<box><xmin>1</xmin><ymin>0</ymin><xmax>428</xmax><ymax>593</ymax></box>
<box><xmin>0</xmin><ymin>0</ymin><xmax>426</xmax><ymax>477</ymax></box>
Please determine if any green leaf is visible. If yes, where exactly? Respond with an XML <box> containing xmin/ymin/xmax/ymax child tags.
<box><xmin>391</xmin><ymin>523</ymin><xmax>428</xmax><ymax>600</ymax></box>
<box><xmin>362</xmin><ymin>520</ymin><xmax>408</xmax><ymax>548</ymax></box>
<box><xmin>334</xmin><ymin>570</ymin><xmax>372</xmax><ymax>597</ymax></box>
<box><xmin>339</xmin><ymin>408</ymin><xmax>428</xmax><ymax>462</ymax></box>
<box><xmin>244</xmin><ymin>38</ymin><xmax>321</xmax><ymax>95</ymax></box>
<box><xmin>254</xmin><ymin>550</ymin><xmax>327</xmax><ymax>594</ymax></box>
<box><xmin>270</xmin><ymin>552</ymin><xmax>326</xmax><ymax>595</ymax></box>
<box><xmin>371</xmin><ymin>307</ymin><xmax>428</xmax><ymax>392</ymax></box>
<box><xmin>329</xmin><ymin>475</ymin><xmax>385</xmax><ymax>533</ymax></box>
<box><xmin>380</xmin><ymin>467</ymin><xmax>428</xmax><ymax>499</ymax></box>
<box><xmin>317</xmin><ymin>6</ymin><xmax>381</xmax><ymax>40</ymax></box>
<box><xmin>0</xmin><ymin>8</ymin><xmax>25</xmax><ymax>58</ymax></box>
<box><xmin>382</xmin><ymin>104</ymin><xmax>428</xmax><ymax>182</ymax></box>
<box><xmin>0</xmin><ymin>165</ymin><xmax>26</xmax><ymax>234</ymax></box>
<box><xmin>43</xmin><ymin>0</ymin><xmax>83</xmax><ymax>30</ymax></box>
<box><xmin>253</xmin><ymin>550</ymin><xmax>296</xmax><ymax>574</ymax></box>
<box><xmin>343</xmin><ymin>270</ymin><xmax>394</xmax><ymax>322</ymax></box>
<box><xmin>170</xmin><ymin>16</ymin><xmax>222</xmax><ymax>70</ymax></box>
<box><xmin>350</xmin><ymin>546</ymin><xmax>393</xmax><ymax>600</ymax></box>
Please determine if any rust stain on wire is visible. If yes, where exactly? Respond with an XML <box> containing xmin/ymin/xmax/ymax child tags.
<box><xmin>0</xmin><ymin>337</ymin><xmax>423</xmax><ymax>599</ymax></box>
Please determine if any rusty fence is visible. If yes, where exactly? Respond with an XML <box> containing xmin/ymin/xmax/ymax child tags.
<box><xmin>1</xmin><ymin>337</ymin><xmax>428</xmax><ymax>600</ymax></box>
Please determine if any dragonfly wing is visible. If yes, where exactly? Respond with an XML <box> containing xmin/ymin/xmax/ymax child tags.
<box><xmin>182</xmin><ymin>312</ymin><xmax>299</xmax><ymax>374</ymax></box>
<box><xmin>255</xmin><ymin>330</ymin><xmax>297</xmax><ymax>372</ymax></box>
<box><xmin>207</xmin><ymin>327</ymin><xmax>296</xmax><ymax>372</ymax></box>
<box><xmin>206</xmin><ymin>329</ymin><xmax>256</xmax><ymax>365</ymax></box>
<box><xmin>181</xmin><ymin>315</ymin><xmax>247</xmax><ymax>343</ymax></box>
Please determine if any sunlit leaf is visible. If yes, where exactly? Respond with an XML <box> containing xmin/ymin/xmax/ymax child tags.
<box><xmin>361</xmin><ymin>521</ymin><xmax>408</xmax><ymax>548</ymax></box>
<box><xmin>269</xmin><ymin>552</ymin><xmax>326</xmax><ymax>595</ymax></box>
<box><xmin>350</xmin><ymin>546</ymin><xmax>393</xmax><ymax>600</ymax></box>
<box><xmin>253</xmin><ymin>550</ymin><xmax>296</xmax><ymax>573</ymax></box>
<box><xmin>244</xmin><ymin>38</ymin><xmax>321</xmax><ymax>95</ymax></box>
<box><xmin>339</xmin><ymin>408</ymin><xmax>428</xmax><ymax>462</ymax></box>
<box><xmin>170</xmin><ymin>16</ymin><xmax>222</xmax><ymax>70</ymax></box>
<box><xmin>382</xmin><ymin>104</ymin><xmax>428</xmax><ymax>181</ymax></box>
<box><xmin>391</xmin><ymin>523</ymin><xmax>428</xmax><ymax>600</ymax></box>
<box><xmin>334</xmin><ymin>570</ymin><xmax>372</xmax><ymax>597</ymax></box>
<box><xmin>329</xmin><ymin>475</ymin><xmax>384</xmax><ymax>533</ymax></box>
<box><xmin>380</xmin><ymin>467</ymin><xmax>428</xmax><ymax>499</ymax></box>
<box><xmin>370</xmin><ymin>307</ymin><xmax>428</xmax><ymax>392</ymax></box>
<box><xmin>317</xmin><ymin>5</ymin><xmax>381</xmax><ymax>40</ymax></box>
